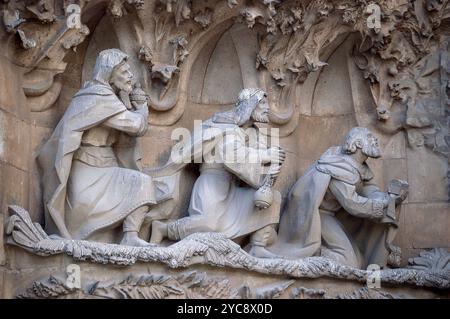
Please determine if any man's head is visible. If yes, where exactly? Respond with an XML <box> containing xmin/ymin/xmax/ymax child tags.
<box><xmin>343</xmin><ymin>127</ymin><xmax>382</xmax><ymax>158</ymax></box>
<box><xmin>212</xmin><ymin>88</ymin><xmax>270</xmax><ymax>125</ymax></box>
<box><xmin>110</xmin><ymin>61</ymin><xmax>134</xmax><ymax>93</ymax></box>
<box><xmin>235</xmin><ymin>88</ymin><xmax>269</xmax><ymax>125</ymax></box>
<box><xmin>92</xmin><ymin>49</ymin><xmax>134</xmax><ymax>93</ymax></box>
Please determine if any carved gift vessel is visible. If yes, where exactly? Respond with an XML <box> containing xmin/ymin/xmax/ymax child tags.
<box><xmin>0</xmin><ymin>0</ymin><xmax>449</xmax><ymax>300</ymax></box>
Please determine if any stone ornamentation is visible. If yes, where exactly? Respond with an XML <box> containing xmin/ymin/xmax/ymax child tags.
<box><xmin>1</xmin><ymin>0</ymin><xmax>449</xmax><ymax>300</ymax></box>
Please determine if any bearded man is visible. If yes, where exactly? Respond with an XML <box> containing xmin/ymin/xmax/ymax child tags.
<box><xmin>37</xmin><ymin>48</ymin><xmax>157</xmax><ymax>247</ymax></box>
<box><xmin>148</xmin><ymin>88</ymin><xmax>285</xmax><ymax>258</ymax></box>
<box><xmin>267</xmin><ymin>127</ymin><xmax>407</xmax><ymax>268</ymax></box>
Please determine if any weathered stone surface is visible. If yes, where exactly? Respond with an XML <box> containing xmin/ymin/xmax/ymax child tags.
<box><xmin>0</xmin><ymin>0</ymin><xmax>449</xmax><ymax>299</ymax></box>
<box><xmin>28</xmin><ymin>125</ymin><xmax>52</xmax><ymax>223</ymax></box>
<box><xmin>0</xmin><ymin>267</ymin><xmax>4</xmax><ymax>298</ymax></box>
<box><xmin>297</xmin><ymin>114</ymin><xmax>358</xmax><ymax>161</ymax></box>
<box><xmin>3</xmin><ymin>266</ymin><xmax>63</xmax><ymax>299</ymax></box>
<box><xmin>198</xmin><ymin>27</ymin><xmax>245</xmax><ymax>105</ymax></box>
<box><xmin>406</xmin><ymin>147</ymin><xmax>449</xmax><ymax>202</ymax></box>
<box><xmin>311</xmin><ymin>38</ymin><xmax>354</xmax><ymax>117</ymax></box>
<box><xmin>382</xmin><ymin>132</ymin><xmax>407</xmax><ymax>160</ymax></box>
<box><xmin>0</xmin><ymin>109</ymin><xmax>31</xmax><ymax>171</ymax></box>
<box><xmin>383</xmin><ymin>159</ymin><xmax>408</xmax><ymax>193</ymax></box>
<box><xmin>0</xmin><ymin>161</ymin><xmax>29</xmax><ymax>214</ymax></box>
<box><xmin>0</xmin><ymin>213</ymin><xmax>5</xmax><ymax>266</ymax></box>
<box><xmin>403</xmin><ymin>203</ymin><xmax>450</xmax><ymax>249</ymax></box>
<box><xmin>0</xmin><ymin>58</ymin><xmax>27</xmax><ymax>119</ymax></box>
<box><xmin>393</xmin><ymin>203</ymin><xmax>450</xmax><ymax>266</ymax></box>
<box><xmin>6</xmin><ymin>247</ymin><xmax>63</xmax><ymax>272</ymax></box>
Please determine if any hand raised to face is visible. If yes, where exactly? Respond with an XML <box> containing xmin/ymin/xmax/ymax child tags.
<box><xmin>110</xmin><ymin>62</ymin><xmax>134</xmax><ymax>94</ymax></box>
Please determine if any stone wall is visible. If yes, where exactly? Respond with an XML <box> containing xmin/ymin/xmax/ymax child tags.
<box><xmin>0</xmin><ymin>26</ymin><xmax>28</xmax><ymax>298</ymax></box>
<box><xmin>0</xmin><ymin>0</ymin><xmax>449</xmax><ymax>298</ymax></box>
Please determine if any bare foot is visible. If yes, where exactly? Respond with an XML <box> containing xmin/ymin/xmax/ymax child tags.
<box><xmin>150</xmin><ymin>220</ymin><xmax>169</xmax><ymax>244</ymax></box>
<box><xmin>120</xmin><ymin>231</ymin><xmax>155</xmax><ymax>247</ymax></box>
<box><xmin>248</xmin><ymin>245</ymin><xmax>281</xmax><ymax>259</ymax></box>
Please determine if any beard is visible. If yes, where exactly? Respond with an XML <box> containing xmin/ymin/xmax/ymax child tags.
<box><xmin>111</xmin><ymin>78</ymin><xmax>133</xmax><ymax>94</ymax></box>
<box><xmin>251</xmin><ymin>108</ymin><xmax>269</xmax><ymax>123</ymax></box>
<box><xmin>362</xmin><ymin>143</ymin><xmax>382</xmax><ymax>158</ymax></box>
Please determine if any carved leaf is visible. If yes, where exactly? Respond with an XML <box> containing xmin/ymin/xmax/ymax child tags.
<box><xmin>6</xmin><ymin>205</ymin><xmax>49</xmax><ymax>249</ymax></box>
<box><xmin>408</xmin><ymin>248</ymin><xmax>450</xmax><ymax>272</ymax></box>
<box><xmin>254</xmin><ymin>280</ymin><xmax>295</xmax><ymax>299</ymax></box>
<box><xmin>88</xmin><ymin>271</ymin><xmax>234</xmax><ymax>299</ymax></box>
<box><xmin>17</xmin><ymin>276</ymin><xmax>78</xmax><ymax>299</ymax></box>
<box><xmin>90</xmin><ymin>274</ymin><xmax>184</xmax><ymax>299</ymax></box>
<box><xmin>335</xmin><ymin>287</ymin><xmax>405</xmax><ymax>299</ymax></box>
<box><xmin>290</xmin><ymin>286</ymin><xmax>326</xmax><ymax>299</ymax></box>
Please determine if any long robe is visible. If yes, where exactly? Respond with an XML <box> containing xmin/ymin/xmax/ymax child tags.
<box><xmin>37</xmin><ymin>83</ymin><xmax>156</xmax><ymax>240</ymax></box>
<box><xmin>267</xmin><ymin>147</ymin><xmax>393</xmax><ymax>268</ymax></box>
<box><xmin>147</xmin><ymin>120</ymin><xmax>280</xmax><ymax>240</ymax></box>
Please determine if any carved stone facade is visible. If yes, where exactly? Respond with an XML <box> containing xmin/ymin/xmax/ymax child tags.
<box><xmin>0</xmin><ymin>0</ymin><xmax>449</xmax><ymax>299</ymax></box>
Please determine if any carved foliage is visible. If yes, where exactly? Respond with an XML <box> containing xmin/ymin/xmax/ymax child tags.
<box><xmin>6</xmin><ymin>207</ymin><xmax>450</xmax><ymax>290</ymax></box>
<box><xmin>5</xmin><ymin>205</ymin><xmax>49</xmax><ymax>251</ymax></box>
<box><xmin>2</xmin><ymin>0</ymin><xmax>449</xmax><ymax>133</ymax></box>
<box><xmin>17</xmin><ymin>276</ymin><xmax>78</xmax><ymax>299</ymax></box>
<box><xmin>17</xmin><ymin>272</ymin><xmax>424</xmax><ymax>299</ymax></box>
<box><xmin>335</xmin><ymin>287</ymin><xmax>404</xmax><ymax>299</ymax></box>
<box><xmin>408</xmin><ymin>248</ymin><xmax>450</xmax><ymax>272</ymax></box>
<box><xmin>90</xmin><ymin>271</ymin><xmax>234</xmax><ymax>299</ymax></box>
<box><xmin>1</xmin><ymin>0</ymin><xmax>91</xmax><ymax>112</ymax></box>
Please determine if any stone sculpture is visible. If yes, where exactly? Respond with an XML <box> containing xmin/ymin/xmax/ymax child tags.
<box><xmin>1</xmin><ymin>0</ymin><xmax>449</xmax><ymax>300</ymax></box>
<box><xmin>36</xmin><ymin>48</ymin><xmax>158</xmax><ymax>247</ymax></box>
<box><xmin>149</xmin><ymin>88</ymin><xmax>285</xmax><ymax>258</ymax></box>
<box><xmin>267</xmin><ymin>127</ymin><xmax>408</xmax><ymax>269</ymax></box>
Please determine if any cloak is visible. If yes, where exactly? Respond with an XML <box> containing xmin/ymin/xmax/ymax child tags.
<box><xmin>144</xmin><ymin>120</ymin><xmax>275</xmax><ymax>237</ymax></box>
<box><xmin>146</xmin><ymin>119</ymin><xmax>266</xmax><ymax>188</ymax></box>
<box><xmin>267</xmin><ymin>147</ymin><xmax>392</xmax><ymax>268</ymax></box>
<box><xmin>37</xmin><ymin>83</ymin><xmax>146</xmax><ymax>239</ymax></box>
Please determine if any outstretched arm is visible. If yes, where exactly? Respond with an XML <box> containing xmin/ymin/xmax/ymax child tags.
<box><xmin>329</xmin><ymin>179</ymin><xmax>387</xmax><ymax>219</ymax></box>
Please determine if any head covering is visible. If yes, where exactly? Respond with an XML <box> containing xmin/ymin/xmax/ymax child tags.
<box><xmin>91</xmin><ymin>49</ymin><xmax>129</xmax><ymax>85</ymax></box>
<box><xmin>213</xmin><ymin>88</ymin><xmax>267</xmax><ymax>125</ymax></box>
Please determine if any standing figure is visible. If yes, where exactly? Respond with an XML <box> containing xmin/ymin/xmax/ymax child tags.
<box><xmin>267</xmin><ymin>127</ymin><xmax>408</xmax><ymax>268</ymax></box>
<box><xmin>149</xmin><ymin>88</ymin><xmax>285</xmax><ymax>258</ymax></box>
<box><xmin>38</xmin><ymin>49</ymin><xmax>156</xmax><ymax>247</ymax></box>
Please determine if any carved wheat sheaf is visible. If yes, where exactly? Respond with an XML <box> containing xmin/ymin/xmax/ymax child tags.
<box><xmin>6</xmin><ymin>205</ymin><xmax>450</xmax><ymax>291</ymax></box>
<box><xmin>17</xmin><ymin>272</ymin><xmax>412</xmax><ymax>299</ymax></box>
<box><xmin>89</xmin><ymin>272</ymin><xmax>234</xmax><ymax>299</ymax></box>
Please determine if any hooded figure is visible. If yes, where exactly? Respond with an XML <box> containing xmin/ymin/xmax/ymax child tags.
<box><xmin>267</xmin><ymin>127</ymin><xmax>405</xmax><ymax>269</ymax></box>
<box><xmin>37</xmin><ymin>49</ymin><xmax>157</xmax><ymax>246</ymax></box>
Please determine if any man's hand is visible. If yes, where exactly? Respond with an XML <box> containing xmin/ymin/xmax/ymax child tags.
<box><xmin>267</xmin><ymin>146</ymin><xmax>286</xmax><ymax>165</ymax></box>
<box><xmin>381</xmin><ymin>193</ymin><xmax>391</xmax><ymax>208</ymax></box>
<box><xmin>266</xmin><ymin>164</ymin><xmax>282</xmax><ymax>176</ymax></box>
<box><xmin>131</xmin><ymin>100</ymin><xmax>148</xmax><ymax>110</ymax></box>
<box><xmin>394</xmin><ymin>194</ymin><xmax>406</xmax><ymax>205</ymax></box>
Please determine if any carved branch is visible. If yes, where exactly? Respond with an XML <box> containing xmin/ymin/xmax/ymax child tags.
<box><xmin>5</xmin><ymin>206</ymin><xmax>450</xmax><ymax>290</ymax></box>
